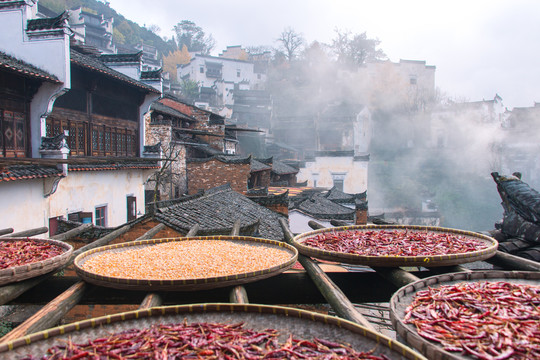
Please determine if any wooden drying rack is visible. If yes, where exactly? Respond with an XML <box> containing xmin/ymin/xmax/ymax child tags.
<box><xmin>0</xmin><ymin>220</ymin><xmax>539</xmax><ymax>344</ymax></box>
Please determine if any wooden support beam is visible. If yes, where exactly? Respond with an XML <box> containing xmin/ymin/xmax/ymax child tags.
<box><xmin>1</xmin><ymin>227</ymin><xmax>48</xmax><ymax>238</ymax></box>
<box><xmin>136</xmin><ymin>223</ymin><xmax>167</xmax><ymax>241</ymax></box>
<box><xmin>185</xmin><ymin>224</ymin><xmax>200</xmax><ymax>237</ymax></box>
<box><xmin>229</xmin><ymin>220</ymin><xmax>249</xmax><ymax>304</ymax></box>
<box><xmin>72</xmin><ymin>224</ymin><xmax>134</xmax><ymax>258</ymax></box>
<box><xmin>0</xmin><ymin>281</ymin><xmax>86</xmax><ymax>343</ymax></box>
<box><xmin>0</xmin><ymin>228</ymin><xmax>13</xmax><ymax>236</ymax></box>
<box><xmin>280</xmin><ymin>219</ymin><xmax>375</xmax><ymax>331</ymax></box>
<box><xmin>50</xmin><ymin>223</ymin><xmax>92</xmax><ymax>241</ymax></box>
<box><xmin>308</xmin><ymin>220</ymin><xmax>325</xmax><ymax>230</ymax></box>
<box><xmin>487</xmin><ymin>250</ymin><xmax>540</xmax><ymax>271</ymax></box>
<box><xmin>139</xmin><ymin>293</ymin><xmax>163</xmax><ymax>309</ymax></box>
<box><xmin>371</xmin><ymin>267</ymin><xmax>420</xmax><ymax>288</ymax></box>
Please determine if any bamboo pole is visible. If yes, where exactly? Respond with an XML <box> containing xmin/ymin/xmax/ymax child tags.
<box><xmin>0</xmin><ymin>281</ymin><xmax>86</xmax><ymax>343</ymax></box>
<box><xmin>487</xmin><ymin>250</ymin><xmax>540</xmax><ymax>271</ymax></box>
<box><xmin>280</xmin><ymin>218</ymin><xmax>375</xmax><ymax>330</ymax></box>
<box><xmin>50</xmin><ymin>223</ymin><xmax>92</xmax><ymax>241</ymax></box>
<box><xmin>0</xmin><ymin>227</ymin><xmax>48</xmax><ymax>238</ymax></box>
<box><xmin>229</xmin><ymin>221</ymin><xmax>249</xmax><ymax>304</ymax></box>
<box><xmin>0</xmin><ymin>228</ymin><xmax>13</xmax><ymax>236</ymax></box>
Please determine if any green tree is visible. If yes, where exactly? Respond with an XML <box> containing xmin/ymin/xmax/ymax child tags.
<box><xmin>173</xmin><ymin>20</ymin><xmax>215</xmax><ymax>55</ymax></box>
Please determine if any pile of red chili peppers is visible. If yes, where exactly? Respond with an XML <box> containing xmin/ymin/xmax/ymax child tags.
<box><xmin>302</xmin><ymin>229</ymin><xmax>488</xmax><ymax>256</ymax></box>
<box><xmin>0</xmin><ymin>239</ymin><xmax>64</xmax><ymax>269</ymax></box>
<box><xmin>404</xmin><ymin>281</ymin><xmax>540</xmax><ymax>360</ymax></box>
<box><xmin>21</xmin><ymin>321</ymin><xmax>390</xmax><ymax>359</ymax></box>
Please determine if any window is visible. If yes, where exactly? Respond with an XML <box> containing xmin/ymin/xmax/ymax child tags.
<box><xmin>331</xmin><ymin>172</ymin><xmax>347</xmax><ymax>191</ymax></box>
<box><xmin>410</xmin><ymin>76</ymin><xmax>417</xmax><ymax>85</ymax></box>
<box><xmin>200</xmin><ymin>66</ymin><xmax>204</xmax><ymax>73</ymax></box>
<box><xmin>95</xmin><ymin>205</ymin><xmax>107</xmax><ymax>227</ymax></box>
<box><xmin>237</xmin><ymin>69</ymin><xmax>241</xmax><ymax>77</ymax></box>
<box><xmin>1</xmin><ymin>109</ymin><xmax>27</xmax><ymax>157</ymax></box>
<box><xmin>127</xmin><ymin>196</ymin><xmax>136</xmax><ymax>221</ymax></box>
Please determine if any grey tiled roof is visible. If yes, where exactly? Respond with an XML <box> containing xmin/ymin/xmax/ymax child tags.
<box><xmin>0</xmin><ymin>51</ymin><xmax>60</xmax><ymax>83</ymax></box>
<box><xmin>141</xmin><ymin>69</ymin><xmax>162</xmax><ymax>80</ymax></box>
<box><xmin>27</xmin><ymin>11</ymin><xmax>68</xmax><ymax>31</ymax></box>
<box><xmin>69</xmin><ymin>160</ymin><xmax>160</xmax><ymax>171</ymax></box>
<box><xmin>187</xmin><ymin>154</ymin><xmax>251</xmax><ymax>165</ymax></box>
<box><xmin>151</xmin><ymin>102</ymin><xmax>195</xmax><ymax>122</ymax></box>
<box><xmin>291</xmin><ymin>193</ymin><xmax>355</xmax><ymax>221</ymax></box>
<box><xmin>251</xmin><ymin>158</ymin><xmax>271</xmax><ymax>172</ymax></box>
<box><xmin>272</xmin><ymin>160</ymin><xmax>298</xmax><ymax>175</ymax></box>
<box><xmin>70</xmin><ymin>49</ymin><xmax>160</xmax><ymax>93</ymax></box>
<box><xmin>0</xmin><ymin>165</ymin><xmax>62</xmax><ymax>182</ymax></box>
<box><xmin>325</xmin><ymin>186</ymin><xmax>367</xmax><ymax>204</ymax></box>
<box><xmin>155</xmin><ymin>184</ymin><xmax>286</xmax><ymax>240</ymax></box>
<box><xmin>40</xmin><ymin>134</ymin><xmax>67</xmax><ymax>151</ymax></box>
<box><xmin>99</xmin><ymin>52</ymin><xmax>142</xmax><ymax>64</ymax></box>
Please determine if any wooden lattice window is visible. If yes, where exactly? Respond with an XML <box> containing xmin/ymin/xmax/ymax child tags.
<box><xmin>1</xmin><ymin>109</ymin><xmax>27</xmax><ymax>157</ymax></box>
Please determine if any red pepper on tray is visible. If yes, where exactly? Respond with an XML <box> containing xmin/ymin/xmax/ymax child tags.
<box><xmin>20</xmin><ymin>321</ymin><xmax>391</xmax><ymax>359</ymax></box>
<box><xmin>0</xmin><ymin>239</ymin><xmax>64</xmax><ymax>269</ymax></box>
<box><xmin>302</xmin><ymin>229</ymin><xmax>488</xmax><ymax>257</ymax></box>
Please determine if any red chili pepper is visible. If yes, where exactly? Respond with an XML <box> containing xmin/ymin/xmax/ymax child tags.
<box><xmin>302</xmin><ymin>229</ymin><xmax>489</xmax><ymax>257</ymax></box>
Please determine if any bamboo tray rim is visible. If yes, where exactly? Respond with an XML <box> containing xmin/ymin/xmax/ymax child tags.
<box><xmin>0</xmin><ymin>303</ymin><xmax>427</xmax><ymax>360</ymax></box>
<box><xmin>0</xmin><ymin>237</ymin><xmax>73</xmax><ymax>286</ymax></box>
<box><xmin>74</xmin><ymin>235</ymin><xmax>298</xmax><ymax>291</ymax></box>
<box><xmin>292</xmin><ymin>225</ymin><xmax>498</xmax><ymax>267</ymax></box>
<box><xmin>389</xmin><ymin>270</ymin><xmax>540</xmax><ymax>360</ymax></box>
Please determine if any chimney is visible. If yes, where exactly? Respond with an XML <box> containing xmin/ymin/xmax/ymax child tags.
<box><xmin>355</xmin><ymin>199</ymin><xmax>368</xmax><ymax>225</ymax></box>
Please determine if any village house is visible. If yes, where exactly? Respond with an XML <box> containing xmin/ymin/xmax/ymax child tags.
<box><xmin>177</xmin><ymin>52</ymin><xmax>266</xmax><ymax>108</ymax></box>
<box><xmin>0</xmin><ymin>0</ymin><xmax>161</xmax><ymax>233</ymax></box>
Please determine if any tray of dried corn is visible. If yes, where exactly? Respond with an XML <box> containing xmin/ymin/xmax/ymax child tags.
<box><xmin>74</xmin><ymin>235</ymin><xmax>298</xmax><ymax>290</ymax></box>
<box><xmin>0</xmin><ymin>303</ymin><xmax>427</xmax><ymax>359</ymax></box>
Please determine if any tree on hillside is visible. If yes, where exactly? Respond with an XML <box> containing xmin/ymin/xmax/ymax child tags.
<box><xmin>331</xmin><ymin>29</ymin><xmax>386</xmax><ymax>67</ymax></box>
<box><xmin>173</xmin><ymin>20</ymin><xmax>215</xmax><ymax>55</ymax></box>
<box><xmin>162</xmin><ymin>45</ymin><xmax>191</xmax><ymax>83</ymax></box>
<box><xmin>276</xmin><ymin>27</ymin><xmax>305</xmax><ymax>62</ymax></box>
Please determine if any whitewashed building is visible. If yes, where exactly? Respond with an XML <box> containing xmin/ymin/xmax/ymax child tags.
<box><xmin>0</xmin><ymin>0</ymin><xmax>160</xmax><ymax>234</ymax></box>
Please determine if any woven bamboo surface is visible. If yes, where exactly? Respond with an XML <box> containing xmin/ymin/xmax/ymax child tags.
<box><xmin>74</xmin><ymin>236</ymin><xmax>298</xmax><ymax>291</ymax></box>
<box><xmin>0</xmin><ymin>303</ymin><xmax>427</xmax><ymax>360</ymax></box>
<box><xmin>389</xmin><ymin>270</ymin><xmax>540</xmax><ymax>360</ymax></box>
<box><xmin>292</xmin><ymin>225</ymin><xmax>498</xmax><ymax>267</ymax></box>
<box><xmin>0</xmin><ymin>238</ymin><xmax>73</xmax><ymax>286</ymax></box>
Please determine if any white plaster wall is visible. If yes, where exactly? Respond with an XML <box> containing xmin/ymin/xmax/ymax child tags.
<box><xmin>0</xmin><ymin>3</ymin><xmax>71</xmax><ymax>155</ymax></box>
<box><xmin>288</xmin><ymin>210</ymin><xmax>332</xmax><ymax>235</ymax></box>
<box><xmin>48</xmin><ymin>170</ymin><xmax>147</xmax><ymax>227</ymax></box>
<box><xmin>0</xmin><ymin>5</ymin><xmax>70</xmax><ymax>84</ymax></box>
<box><xmin>0</xmin><ymin>180</ymin><xmax>49</xmax><ymax>232</ymax></box>
<box><xmin>297</xmin><ymin>156</ymin><xmax>368</xmax><ymax>194</ymax></box>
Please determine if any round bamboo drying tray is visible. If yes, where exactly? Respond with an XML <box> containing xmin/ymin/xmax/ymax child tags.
<box><xmin>74</xmin><ymin>235</ymin><xmax>298</xmax><ymax>291</ymax></box>
<box><xmin>0</xmin><ymin>303</ymin><xmax>427</xmax><ymax>360</ymax></box>
<box><xmin>292</xmin><ymin>225</ymin><xmax>498</xmax><ymax>267</ymax></box>
<box><xmin>389</xmin><ymin>270</ymin><xmax>540</xmax><ymax>360</ymax></box>
<box><xmin>0</xmin><ymin>238</ymin><xmax>73</xmax><ymax>286</ymax></box>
